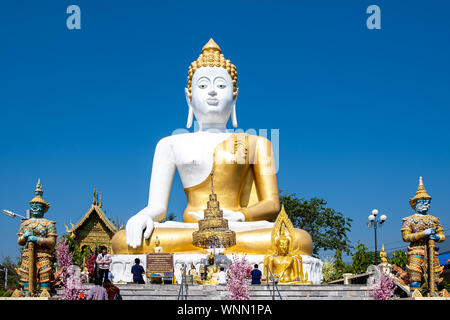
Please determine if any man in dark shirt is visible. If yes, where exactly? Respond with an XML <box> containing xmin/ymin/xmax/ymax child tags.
<box><xmin>250</xmin><ymin>264</ymin><xmax>262</xmax><ymax>285</ymax></box>
<box><xmin>131</xmin><ymin>258</ymin><xmax>146</xmax><ymax>284</ymax></box>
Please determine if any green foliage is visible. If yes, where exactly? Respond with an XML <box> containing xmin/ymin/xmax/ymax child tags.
<box><xmin>388</xmin><ymin>250</ymin><xmax>408</xmax><ymax>269</ymax></box>
<box><xmin>0</xmin><ymin>289</ymin><xmax>13</xmax><ymax>297</ymax></box>
<box><xmin>60</xmin><ymin>234</ymin><xmax>95</xmax><ymax>267</ymax></box>
<box><xmin>63</xmin><ymin>234</ymin><xmax>83</xmax><ymax>266</ymax></box>
<box><xmin>439</xmin><ymin>281</ymin><xmax>450</xmax><ymax>292</ymax></box>
<box><xmin>332</xmin><ymin>248</ymin><xmax>351</xmax><ymax>280</ymax></box>
<box><xmin>279</xmin><ymin>192</ymin><xmax>353</xmax><ymax>257</ymax></box>
<box><xmin>321</xmin><ymin>257</ymin><xmax>338</xmax><ymax>283</ymax></box>
<box><xmin>350</xmin><ymin>242</ymin><xmax>372</xmax><ymax>275</ymax></box>
<box><xmin>0</xmin><ymin>256</ymin><xmax>21</xmax><ymax>290</ymax></box>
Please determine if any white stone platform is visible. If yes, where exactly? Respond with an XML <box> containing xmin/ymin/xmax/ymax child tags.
<box><xmin>56</xmin><ymin>283</ymin><xmax>374</xmax><ymax>300</ymax></box>
<box><xmin>111</xmin><ymin>253</ymin><xmax>323</xmax><ymax>284</ymax></box>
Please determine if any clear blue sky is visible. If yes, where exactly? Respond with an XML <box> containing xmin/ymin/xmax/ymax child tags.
<box><xmin>1</xmin><ymin>0</ymin><xmax>449</xmax><ymax>262</ymax></box>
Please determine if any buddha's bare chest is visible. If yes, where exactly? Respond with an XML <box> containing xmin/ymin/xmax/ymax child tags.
<box><xmin>174</xmin><ymin>134</ymin><xmax>230</xmax><ymax>162</ymax></box>
<box><xmin>171</xmin><ymin>133</ymin><xmax>232</xmax><ymax>186</ymax></box>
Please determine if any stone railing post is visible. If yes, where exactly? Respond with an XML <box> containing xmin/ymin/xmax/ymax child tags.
<box><xmin>343</xmin><ymin>273</ymin><xmax>353</xmax><ymax>285</ymax></box>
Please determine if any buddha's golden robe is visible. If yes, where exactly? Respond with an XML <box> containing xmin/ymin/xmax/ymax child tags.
<box><xmin>111</xmin><ymin>133</ymin><xmax>313</xmax><ymax>255</ymax></box>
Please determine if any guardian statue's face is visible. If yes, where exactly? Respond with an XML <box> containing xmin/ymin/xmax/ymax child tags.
<box><xmin>189</xmin><ymin>67</ymin><xmax>235</xmax><ymax>126</ymax></box>
<box><xmin>30</xmin><ymin>203</ymin><xmax>44</xmax><ymax>218</ymax></box>
<box><xmin>415</xmin><ymin>199</ymin><xmax>431</xmax><ymax>214</ymax></box>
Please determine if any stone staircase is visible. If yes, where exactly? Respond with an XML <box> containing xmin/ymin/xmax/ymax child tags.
<box><xmin>57</xmin><ymin>283</ymin><xmax>373</xmax><ymax>300</ymax></box>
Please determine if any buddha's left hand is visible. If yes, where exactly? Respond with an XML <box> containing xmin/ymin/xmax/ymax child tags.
<box><xmin>223</xmin><ymin>209</ymin><xmax>246</xmax><ymax>222</ymax></box>
<box><xmin>187</xmin><ymin>210</ymin><xmax>246</xmax><ymax>222</ymax></box>
<box><xmin>187</xmin><ymin>211</ymin><xmax>204</xmax><ymax>221</ymax></box>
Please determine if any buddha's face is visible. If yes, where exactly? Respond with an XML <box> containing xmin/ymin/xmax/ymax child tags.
<box><xmin>415</xmin><ymin>199</ymin><xmax>431</xmax><ymax>214</ymax></box>
<box><xmin>277</xmin><ymin>238</ymin><xmax>289</xmax><ymax>255</ymax></box>
<box><xmin>187</xmin><ymin>67</ymin><xmax>236</xmax><ymax>126</ymax></box>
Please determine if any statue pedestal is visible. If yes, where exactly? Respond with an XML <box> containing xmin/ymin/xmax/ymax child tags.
<box><xmin>111</xmin><ymin>253</ymin><xmax>323</xmax><ymax>284</ymax></box>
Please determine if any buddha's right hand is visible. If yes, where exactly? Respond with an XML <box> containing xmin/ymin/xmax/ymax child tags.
<box><xmin>126</xmin><ymin>214</ymin><xmax>155</xmax><ymax>248</ymax></box>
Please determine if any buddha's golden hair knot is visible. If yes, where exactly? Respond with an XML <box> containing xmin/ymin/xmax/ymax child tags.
<box><xmin>187</xmin><ymin>38</ymin><xmax>238</xmax><ymax>100</ymax></box>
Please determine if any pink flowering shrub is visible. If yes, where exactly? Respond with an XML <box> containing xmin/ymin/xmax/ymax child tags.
<box><xmin>86</xmin><ymin>252</ymin><xmax>96</xmax><ymax>277</ymax></box>
<box><xmin>55</xmin><ymin>239</ymin><xmax>73</xmax><ymax>270</ymax></box>
<box><xmin>369</xmin><ymin>271</ymin><xmax>396</xmax><ymax>300</ymax></box>
<box><xmin>55</xmin><ymin>239</ymin><xmax>86</xmax><ymax>300</ymax></box>
<box><xmin>226</xmin><ymin>254</ymin><xmax>252</xmax><ymax>300</ymax></box>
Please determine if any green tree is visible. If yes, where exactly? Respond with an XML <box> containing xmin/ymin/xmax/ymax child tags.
<box><xmin>334</xmin><ymin>248</ymin><xmax>350</xmax><ymax>271</ymax></box>
<box><xmin>279</xmin><ymin>192</ymin><xmax>353</xmax><ymax>257</ymax></box>
<box><xmin>164</xmin><ymin>212</ymin><xmax>177</xmax><ymax>222</ymax></box>
<box><xmin>389</xmin><ymin>249</ymin><xmax>408</xmax><ymax>269</ymax></box>
<box><xmin>350</xmin><ymin>242</ymin><xmax>372</xmax><ymax>275</ymax></box>
<box><xmin>321</xmin><ymin>257</ymin><xmax>337</xmax><ymax>283</ymax></box>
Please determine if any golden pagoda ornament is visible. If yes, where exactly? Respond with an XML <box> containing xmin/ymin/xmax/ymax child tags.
<box><xmin>192</xmin><ymin>173</ymin><xmax>236</xmax><ymax>249</ymax></box>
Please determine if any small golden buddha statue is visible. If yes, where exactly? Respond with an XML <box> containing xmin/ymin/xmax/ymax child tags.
<box><xmin>153</xmin><ymin>236</ymin><xmax>163</xmax><ymax>253</ymax></box>
<box><xmin>189</xmin><ymin>264</ymin><xmax>202</xmax><ymax>284</ymax></box>
<box><xmin>203</xmin><ymin>264</ymin><xmax>220</xmax><ymax>285</ymax></box>
<box><xmin>208</xmin><ymin>251</ymin><xmax>215</xmax><ymax>265</ymax></box>
<box><xmin>380</xmin><ymin>244</ymin><xmax>388</xmax><ymax>264</ymax></box>
<box><xmin>264</xmin><ymin>206</ymin><xmax>310</xmax><ymax>284</ymax></box>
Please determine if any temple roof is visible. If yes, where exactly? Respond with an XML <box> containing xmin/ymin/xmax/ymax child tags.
<box><xmin>65</xmin><ymin>189</ymin><xmax>118</xmax><ymax>236</ymax></box>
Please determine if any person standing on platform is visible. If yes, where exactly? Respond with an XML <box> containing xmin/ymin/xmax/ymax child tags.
<box><xmin>251</xmin><ymin>264</ymin><xmax>262</xmax><ymax>285</ymax></box>
<box><xmin>87</xmin><ymin>278</ymin><xmax>108</xmax><ymax>300</ymax></box>
<box><xmin>131</xmin><ymin>258</ymin><xmax>146</xmax><ymax>284</ymax></box>
<box><xmin>96</xmin><ymin>247</ymin><xmax>112</xmax><ymax>284</ymax></box>
<box><xmin>217</xmin><ymin>266</ymin><xmax>227</xmax><ymax>285</ymax></box>
<box><xmin>104</xmin><ymin>280</ymin><xmax>121</xmax><ymax>300</ymax></box>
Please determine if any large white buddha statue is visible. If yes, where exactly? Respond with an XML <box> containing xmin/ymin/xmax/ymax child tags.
<box><xmin>111</xmin><ymin>39</ymin><xmax>312</xmax><ymax>256</ymax></box>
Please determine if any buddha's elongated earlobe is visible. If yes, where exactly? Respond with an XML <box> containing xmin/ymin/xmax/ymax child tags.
<box><xmin>187</xmin><ymin>107</ymin><xmax>194</xmax><ymax>128</ymax></box>
<box><xmin>185</xmin><ymin>88</ymin><xmax>194</xmax><ymax>128</ymax></box>
<box><xmin>231</xmin><ymin>88</ymin><xmax>239</xmax><ymax>128</ymax></box>
<box><xmin>231</xmin><ymin>104</ymin><xmax>238</xmax><ymax>128</ymax></box>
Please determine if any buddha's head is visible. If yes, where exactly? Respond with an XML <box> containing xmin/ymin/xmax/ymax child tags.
<box><xmin>29</xmin><ymin>179</ymin><xmax>49</xmax><ymax>218</ymax></box>
<box><xmin>409</xmin><ymin>177</ymin><xmax>431</xmax><ymax>214</ymax></box>
<box><xmin>276</xmin><ymin>235</ymin><xmax>290</xmax><ymax>256</ymax></box>
<box><xmin>185</xmin><ymin>38</ymin><xmax>238</xmax><ymax>130</ymax></box>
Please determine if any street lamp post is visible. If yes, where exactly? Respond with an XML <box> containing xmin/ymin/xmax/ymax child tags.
<box><xmin>367</xmin><ymin>209</ymin><xmax>387</xmax><ymax>265</ymax></box>
<box><xmin>2</xmin><ymin>209</ymin><xmax>27</xmax><ymax>220</ymax></box>
<box><xmin>2</xmin><ymin>209</ymin><xmax>27</xmax><ymax>292</ymax></box>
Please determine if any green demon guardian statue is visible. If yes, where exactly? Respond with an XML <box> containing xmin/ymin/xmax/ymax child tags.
<box><xmin>16</xmin><ymin>180</ymin><xmax>57</xmax><ymax>297</ymax></box>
